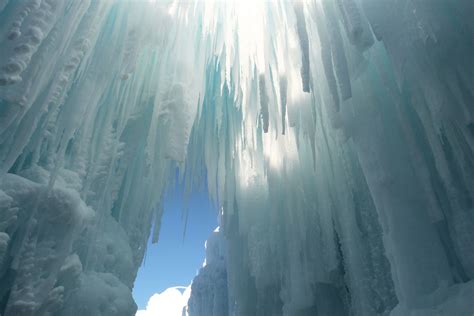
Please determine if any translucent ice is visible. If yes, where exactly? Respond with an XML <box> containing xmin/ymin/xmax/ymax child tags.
<box><xmin>0</xmin><ymin>1</ymin><xmax>473</xmax><ymax>316</ymax></box>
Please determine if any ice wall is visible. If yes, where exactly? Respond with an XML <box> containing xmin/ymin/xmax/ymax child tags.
<box><xmin>0</xmin><ymin>0</ymin><xmax>473</xmax><ymax>316</ymax></box>
<box><xmin>186</xmin><ymin>0</ymin><xmax>474</xmax><ymax>315</ymax></box>
<box><xmin>187</xmin><ymin>228</ymin><xmax>229</xmax><ymax>316</ymax></box>
<box><xmin>0</xmin><ymin>1</ymin><xmax>197</xmax><ymax>315</ymax></box>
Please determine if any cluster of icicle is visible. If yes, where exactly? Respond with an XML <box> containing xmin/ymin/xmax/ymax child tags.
<box><xmin>186</xmin><ymin>1</ymin><xmax>474</xmax><ymax>315</ymax></box>
<box><xmin>0</xmin><ymin>0</ymin><xmax>473</xmax><ymax>315</ymax></box>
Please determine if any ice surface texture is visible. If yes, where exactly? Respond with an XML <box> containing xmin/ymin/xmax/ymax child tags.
<box><xmin>187</xmin><ymin>228</ymin><xmax>228</xmax><ymax>316</ymax></box>
<box><xmin>0</xmin><ymin>0</ymin><xmax>473</xmax><ymax>315</ymax></box>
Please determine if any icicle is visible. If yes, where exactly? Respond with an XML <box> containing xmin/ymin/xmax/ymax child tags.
<box><xmin>358</xmin><ymin>0</ymin><xmax>384</xmax><ymax>41</ymax></box>
<box><xmin>0</xmin><ymin>1</ymin><xmax>472</xmax><ymax>316</ymax></box>
<box><xmin>259</xmin><ymin>74</ymin><xmax>269</xmax><ymax>133</ymax></box>
<box><xmin>0</xmin><ymin>0</ymin><xmax>64</xmax><ymax>86</ymax></box>
<box><xmin>337</xmin><ymin>0</ymin><xmax>362</xmax><ymax>41</ymax></box>
<box><xmin>322</xmin><ymin>0</ymin><xmax>352</xmax><ymax>101</ymax></box>
<box><xmin>152</xmin><ymin>201</ymin><xmax>164</xmax><ymax>244</ymax></box>
<box><xmin>293</xmin><ymin>2</ymin><xmax>311</xmax><ymax>93</ymax></box>
<box><xmin>336</xmin><ymin>0</ymin><xmax>374</xmax><ymax>50</ymax></box>
<box><xmin>315</xmin><ymin>6</ymin><xmax>340</xmax><ymax>111</ymax></box>
<box><xmin>279</xmin><ymin>75</ymin><xmax>287</xmax><ymax>135</ymax></box>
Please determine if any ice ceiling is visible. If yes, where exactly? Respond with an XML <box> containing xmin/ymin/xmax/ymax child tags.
<box><xmin>0</xmin><ymin>0</ymin><xmax>473</xmax><ymax>315</ymax></box>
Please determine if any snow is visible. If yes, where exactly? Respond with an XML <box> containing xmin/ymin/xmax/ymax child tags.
<box><xmin>0</xmin><ymin>172</ymin><xmax>94</xmax><ymax>316</ymax></box>
<box><xmin>58</xmin><ymin>271</ymin><xmax>136</xmax><ymax>316</ymax></box>
<box><xmin>0</xmin><ymin>0</ymin><xmax>473</xmax><ymax>315</ymax></box>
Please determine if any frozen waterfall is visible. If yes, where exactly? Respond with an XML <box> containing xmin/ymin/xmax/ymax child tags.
<box><xmin>0</xmin><ymin>0</ymin><xmax>473</xmax><ymax>315</ymax></box>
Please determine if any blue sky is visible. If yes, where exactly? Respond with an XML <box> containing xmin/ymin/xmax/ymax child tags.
<box><xmin>132</xmin><ymin>182</ymin><xmax>217</xmax><ymax>310</ymax></box>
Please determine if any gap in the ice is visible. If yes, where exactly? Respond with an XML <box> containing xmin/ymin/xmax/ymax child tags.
<box><xmin>132</xmin><ymin>177</ymin><xmax>217</xmax><ymax>311</ymax></box>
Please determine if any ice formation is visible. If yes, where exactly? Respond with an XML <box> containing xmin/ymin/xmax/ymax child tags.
<box><xmin>188</xmin><ymin>228</ymin><xmax>228</xmax><ymax>316</ymax></box>
<box><xmin>0</xmin><ymin>0</ymin><xmax>473</xmax><ymax>315</ymax></box>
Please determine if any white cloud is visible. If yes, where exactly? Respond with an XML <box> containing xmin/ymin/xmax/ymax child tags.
<box><xmin>136</xmin><ymin>286</ymin><xmax>191</xmax><ymax>316</ymax></box>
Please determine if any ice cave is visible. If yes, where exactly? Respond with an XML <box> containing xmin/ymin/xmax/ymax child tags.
<box><xmin>0</xmin><ymin>0</ymin><xmax>473</xmax><ymax>315</ymax></box>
